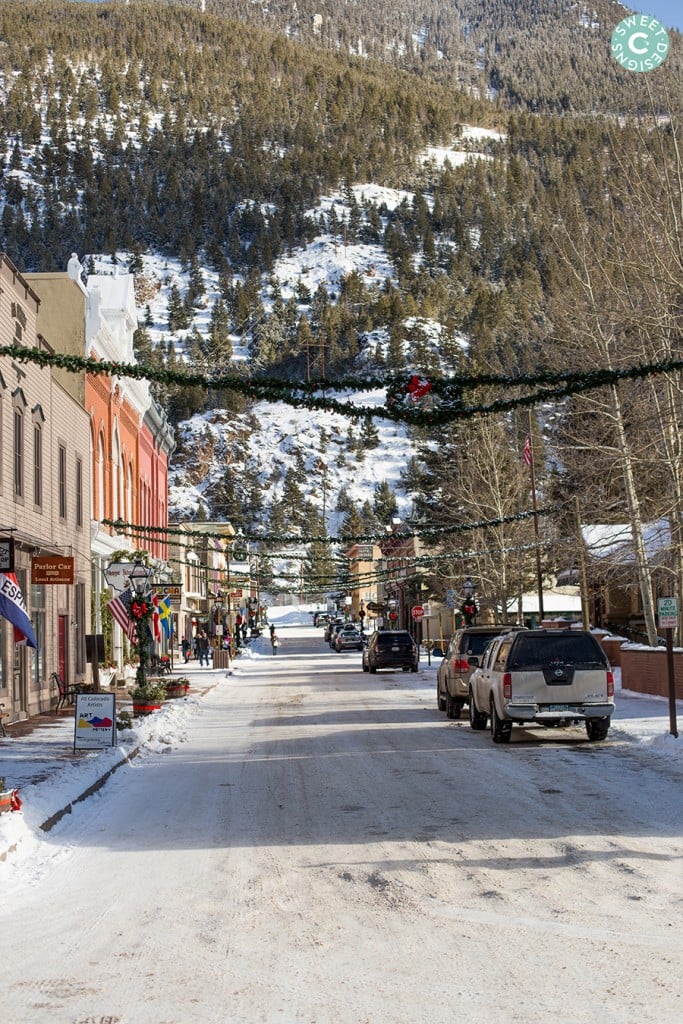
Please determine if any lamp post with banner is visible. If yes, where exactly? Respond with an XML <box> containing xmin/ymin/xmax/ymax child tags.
<box><xmin>128</xmin><ymin>560</ymin><xmax>154</xmax><ymax>691</ymax></box>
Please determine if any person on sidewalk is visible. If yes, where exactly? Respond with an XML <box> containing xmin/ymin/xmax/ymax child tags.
<box><xmin>181</xmin><ymin>636</ymin><xmax>190</xmax><ymax>664</ymax></box>
<box><xmin>271</xmin><ymin>633</ymin><xmax>279</xmax><ymax>655</ymax></box>
<box><xmin>197</xmin><ymin>631</ymin><xmax>210</xmax><ymax>667</ymax></box>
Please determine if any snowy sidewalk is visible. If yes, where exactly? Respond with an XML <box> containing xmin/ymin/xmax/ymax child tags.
<box><xmin>0</xmin><ymin>663</ymin><xmax>227</xmax><ymax>860</ymax></box>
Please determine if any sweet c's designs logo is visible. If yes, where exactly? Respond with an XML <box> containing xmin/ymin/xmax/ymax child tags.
<box><xmin>611</xmin><ymin>14</ymin><xmax>670</xmax><ymax>72</ymax></box>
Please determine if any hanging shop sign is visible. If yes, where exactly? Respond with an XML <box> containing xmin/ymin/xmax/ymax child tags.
<box><xmin>103</xmin><ymin>561</ymin><xmax>137</xmax><ymax>592</ymax></box>
<box><xmin>0</xmin><ymin>537</ymin><xmax>15</xmax><ymax>573</ymax></box>
<box><xmin>31</xmin><ymin>555</ymin><xmax>74</xmax><ymax>585</ymax></box>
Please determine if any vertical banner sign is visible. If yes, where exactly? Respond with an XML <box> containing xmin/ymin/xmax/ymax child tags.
<box><xmin>74</xmin><ymin>692</ymin><xmax>117</xmax><ymax>751</ymax></box>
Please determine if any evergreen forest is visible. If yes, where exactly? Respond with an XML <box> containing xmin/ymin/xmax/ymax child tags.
<box><xmin>0</xmin><ymin>1</ymin><xmax>681</xmax><ymax>633</ymax></box>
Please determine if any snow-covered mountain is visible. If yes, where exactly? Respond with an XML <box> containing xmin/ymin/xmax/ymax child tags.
<box><xmin>94</xmin><ymin>131</ymin><xmax>500</xmax><ymax>535</ymax></box>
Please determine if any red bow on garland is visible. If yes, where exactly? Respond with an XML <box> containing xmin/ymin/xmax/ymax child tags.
<box><xmin>408</xmin><ymin>374</ymin><xmax>432</xmax><ymax>403</ymax></box>
<box><xmin>131</xmin><ymin>601</ymin><xmax>149</xmax><ymax>619</ymax></box>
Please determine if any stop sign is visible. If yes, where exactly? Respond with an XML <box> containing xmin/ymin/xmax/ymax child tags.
<box><xmin>411</xmin><ymin>605</ymin><xmax>425</xmax><ymax>621</ymax></box>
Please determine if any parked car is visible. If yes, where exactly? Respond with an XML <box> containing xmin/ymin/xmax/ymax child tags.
<box><xmin>468</xmin><ymin>628</ymin><xmax>615</xmax><ymax>744</ymax></box>
<box><xmin>335</xmin><ymin>627</ymin><xmax>364</xmax><ymax>652</ymax></box>
<box><xmin>436</xmin><ymin>625</ymin><xmax>527</xmax><ymax>719</ymax></box>
<box><xmin>362</xmin><ymin>630</ymin><xmax>418</xmax><ymax>673</ymax></box>
<box><xmin>328</xmin><ymin>622</ymin><xmax>349</xmax><ymax>648</ymax></box>
<box><xmin>324</xmin><ymin>618</ymin><xmax>344</xmax><ymax>643</ymax></box>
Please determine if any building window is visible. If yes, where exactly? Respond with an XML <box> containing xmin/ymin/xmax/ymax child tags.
<box><xmin>97</xmin><ymin>431</ymin><xmax>105</xmax><ymax>520</ymax></box>
<box><xmin>75</xmin><ymin>582</ymin><xmax>86</xmax><ymax>675</ymax></box>
<box><xmin>76</xmin><ymin>456</ymin><xmax>83</xmax><ymax>528</ymax></box>
<box><xmin>30</xmin><ymin>583</ymin><xmax>46</xmax><ymax>688</ymax></box>
<box><xmin>112</xmin><ymin>424</ymin><xmax>121</xmax><ymax>521</ymax></box>
<box><xmin>33</xmin><ymin>423</ymin><xmax>42</xmax><ymax>508</ymax></box>
<box><xmin>13</xmin><ymin>406</ymin><xmax>24</xmax><ymax>498</ymax></box>
<box><xmin>58</xmin><ymin>443</ymin><xmax>67</xmax><ymax>519</ymax></box>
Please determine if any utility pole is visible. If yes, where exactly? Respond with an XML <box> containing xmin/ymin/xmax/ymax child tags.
<box><xmin>526</xmin><ymin>411</ymin><xmax>544</xmax><ymax>624</ymax></box>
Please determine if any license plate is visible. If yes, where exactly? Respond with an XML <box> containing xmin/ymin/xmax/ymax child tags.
<box><xmin>547</xmin><ymin>704</ymin><xmax>575</xmax><ymax>712</ymax></box>
<box><xmin>391</xmin><ymin>646</ymin><xmax>399</xmax><ymax>651</ymax></box>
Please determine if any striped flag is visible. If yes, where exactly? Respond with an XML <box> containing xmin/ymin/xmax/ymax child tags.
<box><xmin>0</xmin><ymin>572</ymin><xmax>38</xmax><ymax>649</ymax></box>
<box><xmin>157</xmin><ymin>596</ymin><xmax>173</xmax><ymax>639</ymax></box>
<box><xmin>106</xmin><ymin>588</ymin><xmax>136</xmax><ymax>642</ymax></box>
<box><xmin>523</xmin><ymin>436</ymin><xmax>532</xmax><ymax>466</ymax></box>
<box><xmin>152</xmin><ymin>594</ymin><xmax>162</xmax><ymax>643</ymax></box>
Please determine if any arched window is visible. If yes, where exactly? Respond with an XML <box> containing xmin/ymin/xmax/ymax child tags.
<box><xmin>127</xmin><ymin>460</ymin><xmax>134</xmax><ymax>527</ymax></box>
<box><xmin>97</xmin><ymin>431</ymin><xmax>105</xmax><ymax>520</ymax></box>
<box><xmin>112</xmin><ymin>422</ymin><xmax>121</xmax><ymax>521</ymax></box>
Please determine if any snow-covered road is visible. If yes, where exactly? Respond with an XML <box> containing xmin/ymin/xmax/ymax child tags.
<box><xmin>2</xmin><ymin>627</ymin><xmax>682</xmax><ymax>1024</ymax></box>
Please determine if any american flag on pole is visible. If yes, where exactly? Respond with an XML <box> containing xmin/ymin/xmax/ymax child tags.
<box><xmin>106</xmin><ymin>587</ymin><xmax>136</xmax><ymax>642</ymax></box>
<box><xmin>523</xmin><ymin>436</ymin><xmax>532</xmax><ymax>466</ymax></box>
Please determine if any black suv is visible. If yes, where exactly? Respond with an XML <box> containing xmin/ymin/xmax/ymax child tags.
<box><xmin>362</xmin><ymin>630</ymin><xmax>419</xmax><ymax>673</ymax></box>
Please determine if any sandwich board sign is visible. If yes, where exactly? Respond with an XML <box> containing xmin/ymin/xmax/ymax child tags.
<box><xmin>74</xmin><ymin>692</ymin><xmax>117</xmax><ymax>751</ymax></box>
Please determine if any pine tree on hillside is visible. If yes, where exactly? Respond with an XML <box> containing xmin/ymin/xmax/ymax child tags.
<box><xmin>167</xmin><ymin>283</ymin><xmax>189</xmax><ymax>332</ymax></box>
<box><xmin>373</xmin><ymin>479</ymin><xmax>398</xmax><ymax>524</ymax></box>
<box><xmin>206</xmin><ymin>299</ymin><xmax>233</xmax><ymax>368</ymax></box>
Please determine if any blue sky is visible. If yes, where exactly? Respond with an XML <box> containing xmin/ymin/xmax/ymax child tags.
<box><xmin>630</xmin><ymin>3</ymin><xmax>683</xmax><ymax>31</ymax></box>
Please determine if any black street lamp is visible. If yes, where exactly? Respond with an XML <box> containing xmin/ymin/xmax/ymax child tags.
<box><xmin>129</xmin><ymin>560</ymin><xmax>154</xmax><ymax>689</ymax></box>
<box><xmin>462</xmin><ymin>577</ymin><xmax>477</xmax><ymax>625</ymax></box>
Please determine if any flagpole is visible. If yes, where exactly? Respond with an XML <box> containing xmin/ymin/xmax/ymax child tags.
<box><xmin>526</xmin><ymin>412</ymin><xmax>544</xmax><ymax>624</ymax></box>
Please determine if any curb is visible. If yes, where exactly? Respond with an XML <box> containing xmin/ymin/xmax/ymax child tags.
<box><xmin>38</xmin><ymin>742</ymin><xmax>144</xmax><ymax>833</ymax></box>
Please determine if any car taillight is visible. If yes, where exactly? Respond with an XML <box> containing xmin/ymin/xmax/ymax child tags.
<box><xmin>606</xmin><ymin>670</ymin><xmax>614</xmax><ymax>698</ymax></box>
<box><xmin>503</xmin><ymin>672</ymin><xmax>512</xmax><ymax>699</ymax></box>
<box><xmin>453</xmin><ymin>658</ymin><xmax>470</xmax><ymax>672</ymax></box>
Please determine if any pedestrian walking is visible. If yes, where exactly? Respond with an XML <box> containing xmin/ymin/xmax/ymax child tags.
<box><xmin>181</xmin><ymin>636</ymin><xmax>190</xmax><ymax>664</ymax></box>
<box><xmin>197</xmin><ymin>631</ymin><xmax>210</xmax><ymax>667</ymax></box>
<box><xmin>271</xmin><ymin>633</ymin><xmax>279</xmax><ymax>655</ymax></box>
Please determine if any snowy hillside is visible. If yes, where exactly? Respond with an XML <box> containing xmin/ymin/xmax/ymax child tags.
<box><xmin>91</xmin><ymin>133</ymin><xmax>500</xmax><ymax>534</ymax></box>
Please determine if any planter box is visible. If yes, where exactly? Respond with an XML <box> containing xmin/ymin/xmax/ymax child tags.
<box><xmin>620</xmin><ymin>645</ymin><xmax>683</xmax><ymax>700</ymax></box>
<box><xmin>0</xmin><ymin>790</ymin><xmax>16</xmax><ymax>814</ymax></box>
<box><xmin>212</xmin><ymin>650</ymin><xmax>231</xmax><ymax>669</ymax></box>
<box><xmin>132</xmin><ymin>701</ymin><xmax>162</xmax><ymax>717</ymax></box>
<box><xmin>165</xmin><ymin>682</ymin><xmax>190</xmax><ymax>699</ymax></box>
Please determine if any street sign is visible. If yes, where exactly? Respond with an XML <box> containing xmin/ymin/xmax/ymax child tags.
<box><xmin>657</xmin><ymin>596</ymin><xmax>678</xmax><ymax>628</ymax></box>
<box><xmin>103</xmin><ymin>561</ymin><xmax>137</xmax><ymax>592</ymax></box>
<box><xmin>422</xmin><ymin>602</ymin><xmax>431</xmax><ymax>617</ymax></box>
<box><xmin>446</xmin><ymin>588</ymin><xmax>456</xmax><ymax>609</ymax></box>
<box><xmin>32</xmin><ymin>555</ymin><xmax>74</xmax><ymax>584</ymax></box>
<box><xmin>411</xmin><ymin>605</ymin><xmax>425</xmax><ymax>621</ymax></box>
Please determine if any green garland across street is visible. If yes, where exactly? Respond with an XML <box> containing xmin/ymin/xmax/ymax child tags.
<box><xmin>103</xmin><ymin>506</ymin><xmax>560</xmax><ymax>547</ymax></box>
<box><xmin>2</xmin><ymin>343</ymin><xmax>683</xmax><ymax>427</ymax></box>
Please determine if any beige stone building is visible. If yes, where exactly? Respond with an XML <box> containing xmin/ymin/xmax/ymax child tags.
<box><xmin>0</xmin><ymin>254</ymin><xmax>92</xmax><ymax>722</ymax></box>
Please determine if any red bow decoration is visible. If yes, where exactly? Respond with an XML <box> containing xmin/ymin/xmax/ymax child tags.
<box><xmin>10</xmin><ymin>789</ymin><xmax>22</xmax><ymax>812</ymax></box>
<box><xmin>131</xmin><ymin>601</ymin><xmax>148</xmax><ymax>619</ymax></box>
<box><xmin>408</xmin><ymin>374</ymin><xmax>432</xmax><ymax>402</ymax></box>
